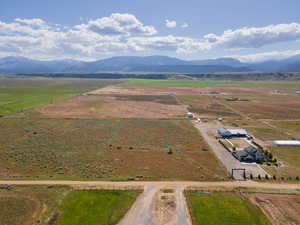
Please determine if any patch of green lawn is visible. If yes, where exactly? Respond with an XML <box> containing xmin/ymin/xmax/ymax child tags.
<box><xmin>186</xmin><ymin>192</ymin><xmax>272</xmax><ymax>225</ymax></box>
<box><xmin>57</xmin><ymin>190</ymin><xmax>138</xmax><ymax>225</ymax></box>
<box><xmin>0</xmin><ymin>87</ymin><xmax>91</xmax><ymax>116</ymax></box>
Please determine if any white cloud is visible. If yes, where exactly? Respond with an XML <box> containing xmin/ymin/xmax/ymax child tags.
<box><xmin>165</xmin><ymin>20</ymin><xmax>177</xmax><ymax>28</ymax></box>
<box><xmin>227</xmin><ymin>49</ymin><xmax>300</xmax><ymax>62</ymax></box>
<box><xmin>181</xmin><ymin>23</ymin><xmax>189</xmax><ymax>29</ymax></box>
<box><xmin>204</xmin><ymin>23</ymin><xmax>300</xmax><ymax>49</ymax></box>
<box><xmin>1</xmin><ymin>16</ymin><xmax>300</xmax><ymax>61</ymax></box>
<box><xmin>14</xmin><ymin>18</ymin><xmax>47</xmax><ymax>28</ymax></box>
<box><xmin>76</xmin><ymin>13</ymin><xmax>157</xmax><ymax>36</ymax></box>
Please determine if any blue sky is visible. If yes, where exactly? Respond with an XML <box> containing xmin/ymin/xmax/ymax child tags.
<box><xmin>1</xmin><ymin>0</ymin><xmax>300</xmax><ymax>61</ymax></box>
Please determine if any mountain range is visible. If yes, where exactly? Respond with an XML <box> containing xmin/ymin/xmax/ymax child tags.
<box><xmin>1</xmin><ymin>55</ymin><xmax>300</xmax><ymax>74</ymax></box>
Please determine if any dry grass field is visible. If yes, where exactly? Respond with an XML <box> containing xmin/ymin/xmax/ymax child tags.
<box><xmin>247</xmin><ymin>193</ymin><xmax>300</xmax><ymax>225</ymax></box>
<box><xmin>33</xmin><ymin>94</ymin><xmax>187</xmax><ymax>119</ymax></box>
<box><xmin>219</xmin><ymin>94</ymin><xmax>300</xmax><ymax>120</ymax></box>
<box><xmin>264</xmin><ymin>146</ymin><xmax>300</xmax><ymax>178</ymax></box>
<box><xmin>0</xmin><ymin>118</ymin><xmax>227</xmax><ymax>181</ymax></box>
<box><xmin>177</xmin><ymin>95</ymin><xmax>240</xmax><ymax>118</ymax></box>
<box><xmin>0</xmin><ymin>185</ymin><xmax>70</xmax><ymax>225</ymax></box>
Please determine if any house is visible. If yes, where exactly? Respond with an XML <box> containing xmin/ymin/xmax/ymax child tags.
<box><xmin>233</xmin><ymin>146</ymin><xmax>266</xmax><ymax>163</ymax></box>
<box><xmin>273</xmin><ymin>140</ymin><xmax>300</xmax><ymax>146</ymax></box>
<box><xmin>217</xmin><ymin>128</ymin><xmax>248</xmax><ymax>138</ymax></box>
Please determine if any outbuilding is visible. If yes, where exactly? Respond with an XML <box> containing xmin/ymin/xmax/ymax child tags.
<box><xmin>273</xmin><ymin>140</ymin><xmax>300</xmax><ymax>146</ymax></box>
<box><xmin>186</xmin><ymin>112</ymin><xmax>194</xmax><ymax>118</ymax></box>
<box><xmin>218</xmin><ymin>128</ymin><xmax>248</xmax><ymax>138</ymax></box>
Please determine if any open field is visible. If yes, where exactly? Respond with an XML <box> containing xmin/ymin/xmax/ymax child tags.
<box><xmin>0</xmin><ymin>185</ymin><xmax>70</xmax><ymax>225</ymax></box>
<box><xmin>122</xmin><ymin>79</ymin><xmax>300</xmax><ymax>89</ymax></box>
<box><xmin>0</xmin><ymin>76</ymin><xmax>122</xmax><ymax>88</ymax></box>
<box><xmin>0</xmin><ymin>118</ymin><xmax>227</xmax><ymax>181</ymax></box>
<box><xmin>271</xmin><ymin>121</ymin><xmax>300</xmax><ymax>138</ymax></box>
<box><xmin>0</xmin><ymin>78</ymin><xmax>122</xmax><ymax>116</ymax></box>
<box><xmin>57</xmin><ymin>190</ymin><xmax>138</xmax><ymax>225</ymax></box>
<box><xmin>219</xmin><ymin>94</ymin><xmax>300</xmax><ymax>120</ymax></box>
<box><xmin>264</xmin><ymin>146</ymin><xmax>300</xmax><ymax>178</ymax></box>
<box><xmin>0</xmin><ymin>87</ymin><xmax>92</xmax><ymax>116</ymax></box>
<box><xmin>178</xmin><ymin>95</ymin><xmax>239</xmax><ymax>118</ymax></box>
<box><xmin>247</xmin><ymin>193</ymin><xmax>300</xmax><ymax>225</ymax></box>
<box><xmin>34</xmin><ymin>94</ymin><xmax>187</xmax><ymax>119</ymax></box>
<box><xmin>186</xmin><ymin>191</ymin><xmax>272</xmax><ymax>225</ymax></box>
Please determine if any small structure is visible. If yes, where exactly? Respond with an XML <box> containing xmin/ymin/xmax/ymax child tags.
<box><xmin>296</xmin><ymin>91</ymin><xmax>300</xmax><ymax>95</ymax></box>
<box><xmin>273</xmin><ymin>140</ymin><xmax>300</xmax><ymax>146</ymax></box>
<box><xmin>207</xmin><ymin>91</ymin><xmax>220</xmax><ymax>95</ymax></box>
<box><xmin>233</xmin><ymin>146</ymin><xmax>266</xmax><ymax>163</ymax></box>
<box><xmin>186</xmin><ymin>112</ymin><xmax>194</xmax><ymax>118</ymax></box>
<box><xmin>218</xmin><ymin>128</ymin><xmax>248</xmax><ymax>138</ymax></box>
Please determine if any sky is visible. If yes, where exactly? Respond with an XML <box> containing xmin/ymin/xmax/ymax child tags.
<box><xmin>1</xmin><ymin>0</ymin><xmax>300</xmax><ymax>62</ymax></box>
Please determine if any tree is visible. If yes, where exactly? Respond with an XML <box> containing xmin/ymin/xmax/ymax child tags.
<box><xmin>168</xmin><ymin>147</ymin><xmax>173</xmax><ymax>155</ymax></box>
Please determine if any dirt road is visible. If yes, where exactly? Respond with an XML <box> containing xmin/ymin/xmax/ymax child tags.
<box><xmin>0</xmin><ymin>180</ymin><xmax>299</xmax><ymax>190</ymax></box>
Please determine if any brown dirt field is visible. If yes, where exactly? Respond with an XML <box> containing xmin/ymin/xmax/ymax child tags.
<box><xmin>34</xmin><ymin>95</ymin><xmax>187</xmax><ymax>119</ymax></box>
<box><xmin>177</xmin><ymin>95</ymin><xmax>240</xmax><ymax>118</ymax></box>
<box><xmin>220</xmin><ymin>94</ymin><xmax>300</xmax><ymax>120</ymax></box>
<box><xmin>246</xmin><ymin>193</ymin><xmax>300</xmax><ymax>225</ymax></box>
<box><xmin>89</xmin><ymin>86</ymin><xmax>274</xmax><ymax>96</ymax></box>
<box><xmin>89</xmin><ymin>87</ymin><xmax>204</xmax><ymax>95</ymax></box>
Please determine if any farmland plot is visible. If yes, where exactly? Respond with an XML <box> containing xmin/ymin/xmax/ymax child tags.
<box><xmin>0</xmin><ymin>118</ymin><xmax>227</xmax><ymax>181</ymax></box>
<box><xmin>34</xmin><ymin>94</ymin><xmax>187</xmax><ymax>119</ymax></box>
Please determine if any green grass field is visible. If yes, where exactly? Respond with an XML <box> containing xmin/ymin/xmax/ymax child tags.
<box><xmin>122</xmin><ymin>79</ymin><xmax>300</xmax><ymax>88</ymax></box>
<box><xmin>0</xmin><ymin>87</ymin><xmax>92</xmax><ymax>116</ymax></box>
<box><xmin>186</xmin><ymin>192</ymin><xmax>272</xmax><ymax>225</ymax></box>
<box><xmin>57</xmin><ymin>190</ymin><xmax>138</xmax><ymax>225</ymax></box>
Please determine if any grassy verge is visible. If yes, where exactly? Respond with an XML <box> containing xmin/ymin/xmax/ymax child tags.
<box><xmin>57</xmin><ymin>190</ymin><xmax>138</xmax><ymax>225</ymax></box>
<box><xmin>186</xmin><ymin>191</ymin><xmax>272</xmax><ymax>225</ymax></box>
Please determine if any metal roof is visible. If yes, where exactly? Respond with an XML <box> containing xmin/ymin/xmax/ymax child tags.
<box><xmin>218</xmin><ymin>128</ymin><xmax>247</xmax><ymax>136</ymax></box>
<box><xmin>273</xmin><ymin>140</ymin><xmax>300</xmax><ymax>146</ymax></box>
